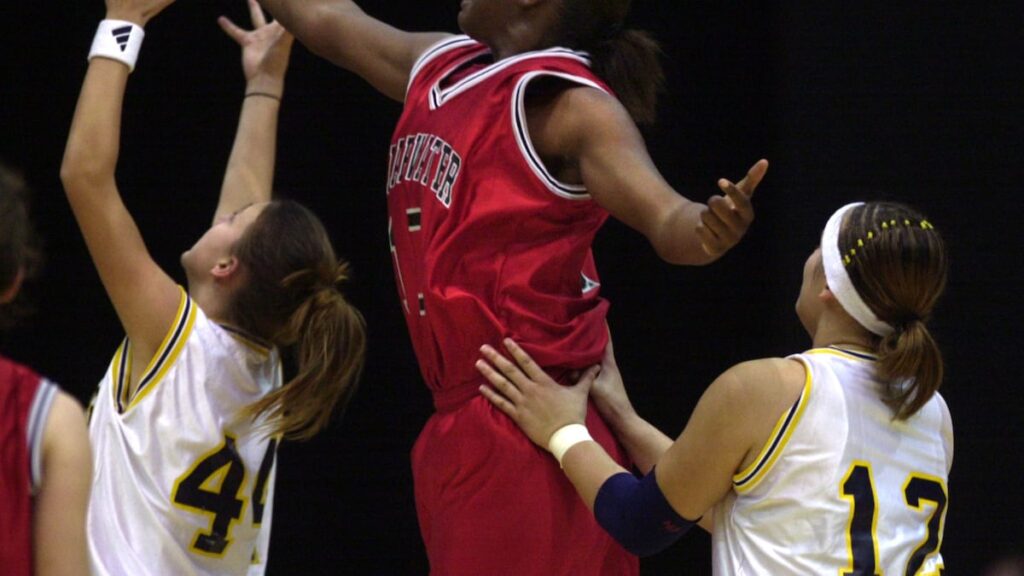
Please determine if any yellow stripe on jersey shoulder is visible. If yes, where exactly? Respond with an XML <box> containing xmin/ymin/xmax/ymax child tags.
<box><xmin>125</xmin><ymin>287</ymin><xmax>198</xmax><ymax>411</ymax></box>
<box><xmin>732</xmin><ymin>358</ymin><xmax>813</xmax><ymax>493</ymax></box>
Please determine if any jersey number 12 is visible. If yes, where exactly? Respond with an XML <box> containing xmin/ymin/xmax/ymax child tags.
<box><xmin>841</xmin><ymin>462</ymin><xmax>947</xmax><ymax>576</ymax></box>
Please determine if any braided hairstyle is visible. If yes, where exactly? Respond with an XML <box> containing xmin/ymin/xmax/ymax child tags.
<box><xmin>228</xmin><ymin>200</ymin><xmax>366</xmax><ymax>440</ymax></box>
<box><xmin>839</xmin><ymin>202</ymin><xmax>948</xmax><ymax>419</ymax></box>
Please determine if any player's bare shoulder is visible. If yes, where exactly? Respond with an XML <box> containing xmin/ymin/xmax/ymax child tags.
<box><xmin>523</xmin><ymin>81</ymin><xmax>631</xmax><ymax>183</ymax></box>
<box><xmin>715</xmin><ymin>357</ymin><xmax>807</xmax><ymax>416</ymax></box>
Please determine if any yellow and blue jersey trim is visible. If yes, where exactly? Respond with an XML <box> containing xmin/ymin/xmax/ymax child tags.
<box><xmin>110</xmin><ymin>287</ymin><xmax>198</xmax><ymax>413</ymax></box>
<box><xmin>812</xmin><ymin>346</ymin><xmax>878</xmax><ymax>362</ymax></box>
<box><xmin>732</xmin><ymin>359</ymin><xmax>813</xmax><ymax>493</ymax></box>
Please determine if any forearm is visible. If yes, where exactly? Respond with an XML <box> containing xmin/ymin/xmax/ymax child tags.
<box><xmin>259</xmin><ymin>0</ymin><xmax>337</xmax><ymax>41</ymax></box>
<box><xmin>259</xmin><ymin>0</ymin><xmax>447</xmax><ymax>101</ymax></box>
<box><xmin>650</xmin><ymin>199</ymin><xmax>719</xmax><ymax>266</ymax></box>
<box><xmin>60</xmin><ymin>59</ymin><xmax>128</xmax><ymax>192</ymax></box>
<box><xmin>562</xmin><ymin>442</ymin><xmax>697</xmax><ymax>557</ymax></box>
<box><xmin>215</xmin><ymin>82</ymin><xmax>283</xmax><ymax>219</ymax></box>
<box><xmin>601</xmin><ymin>408</ymin><xmax>673</xmax><ymax>474</ymax></box>
<box><xmin>258</xmin><ymin>0</ymin><xmax>364</xmax><ymax>70</ymax></box>
<box><xmin>561</xmin><ymin>442</ymin><xmax>631</xmax><ymax>510</ymax></box>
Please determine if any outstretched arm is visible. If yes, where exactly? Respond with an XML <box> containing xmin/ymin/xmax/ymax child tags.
<box><xmin>214</xmin><ymin>0</ymin><xmax>294</xmax><ymax>223</ymax></box>
<box><xmin>60</xmin><ymin>0</ymin><xmax>181</xmax><ymax>365</ymax></box>
<box><xmin>257</xmin><ymin>0</ymin><xmax>450</xmax><ymax>101</ymax></box>
<box><xmin>528</xmin><ymin>86</ymin><xmax>768</xmax><ymax>265</ymax></box>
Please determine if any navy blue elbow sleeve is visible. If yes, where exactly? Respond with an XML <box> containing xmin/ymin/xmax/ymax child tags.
<box><xmin>593</xmin><ymin>470</ymin><xmax>696</xmax><ymax>557</ymax></box>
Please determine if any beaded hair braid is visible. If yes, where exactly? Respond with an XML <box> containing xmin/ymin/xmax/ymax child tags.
<box><xmin>842</xmin><ymin>218</ymin><xmax>936</xmax><ymax>266</ymax></box>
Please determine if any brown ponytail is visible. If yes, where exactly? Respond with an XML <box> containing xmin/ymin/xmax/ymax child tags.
<box><xmin>557</xmin><ymin>0</ymin><xmax>664</xmax><ymax>125</ymax></box>
<box><xmin>840</xmin><ymin>202</ymin><xmax>948</xmax><ymax>419</ymax></box>
<box><xmin>229</xmin><ymin>200</ymin><xmax>367</xmax><ymax>440</ymax></box>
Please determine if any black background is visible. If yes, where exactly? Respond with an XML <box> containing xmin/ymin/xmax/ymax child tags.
<box><xmin>2</xmin><ymin>1</ymin><xmax>1022</xmax><ymax>574</ymax></box>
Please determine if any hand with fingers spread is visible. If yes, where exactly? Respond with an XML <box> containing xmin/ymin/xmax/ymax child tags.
<box><xmin>477</xmin><ymin>339</ymin><xmax>598</xmax><ymax>449</ymax></box>
<box><xmin>219</xmin><ymin>0</ymin><xmax>294</xmax><ymax>96</ymax></box>
<box><xmin>696</xmin><ymin>158</ymin><xmax>769</xmax><ymax>257</ymax></box>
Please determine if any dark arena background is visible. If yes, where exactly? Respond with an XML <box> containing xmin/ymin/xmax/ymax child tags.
<box><xmin>2</xmin><ymin>2</ymin><xmax>1022</xmax><ymax>574</ymax></box>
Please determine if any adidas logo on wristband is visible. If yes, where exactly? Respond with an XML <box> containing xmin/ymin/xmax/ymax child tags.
<box><xmin>88</xmin><ymin>20</ymin><xmax>145</xmax><ymax>72</ymax></box>
<box><xmin>111</xmin><ymin>25</ymin><xmax>134</xmax><ymax>52</ymax></box>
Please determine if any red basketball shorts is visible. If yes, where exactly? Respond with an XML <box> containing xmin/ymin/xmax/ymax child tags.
<box><xmin>411</xmin><ymin>394</ymin><xmax>639</xmax><ymax>576</ymax></box>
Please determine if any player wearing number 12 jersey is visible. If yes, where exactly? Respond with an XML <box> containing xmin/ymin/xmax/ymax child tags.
<box><xmin>477</xmin><ymin>201</ymin><xmax>951</xmax><ymax>574</ymax></box>
<box><xmin>712</xmin><ymin>346</ymin><xmax>951</xmax><ymax>574</ymax></box>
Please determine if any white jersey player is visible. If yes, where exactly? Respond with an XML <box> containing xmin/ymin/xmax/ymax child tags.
<box><xmin>88</xmin><ymin>292</ymin><xmax>281</xmax><ymax>575</ymax></box>
<box><xmin>63</xmin><ymin>1</ymin><xmax>366</xmax><ymax>574</ymax></box>
<box><xmin>476</xmin><ymin>200</ymin><xmax>952</xmax><ymax>574</ymax></box>
<box><xmin>712</xmin><ymin>346</ymin><xmax>950</xmax><ymax>574</ymax></box>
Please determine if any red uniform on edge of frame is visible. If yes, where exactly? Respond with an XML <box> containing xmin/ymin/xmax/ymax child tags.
<box><xmin>0</xmin><ymin>355</ymin><xmax>56</xmax><ymax>576</ymax></box>
<box><xmin>387</xmin><ymin>36</ymin><xmax>637</xmax><ymax>575</ymax></box>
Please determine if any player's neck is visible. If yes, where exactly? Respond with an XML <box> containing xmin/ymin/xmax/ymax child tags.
<box><xmin>811</xmin><ymin>312</ymin><xmax>875</xmax><ymax>353</ymax></box>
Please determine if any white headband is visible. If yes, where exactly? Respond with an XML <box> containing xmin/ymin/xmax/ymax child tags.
<box><xmin>821</xmin><ymin>202</ymin><xmax>894</xmax><ymax>337</ymax></box>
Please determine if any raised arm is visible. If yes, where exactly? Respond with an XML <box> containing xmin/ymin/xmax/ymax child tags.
<box><xmin>527</xmin><ymin>86</ymin><xmax>768</xmax><ymax>265</ymax></box>
<box><xmin>60</xmin><ymin>0</ymin><xmax>182</xmax><ymax>364</ymax></box>
<box><xmin>257</xmin><ymin>0</ymin><xmax>450</xmax><ymax>101</ymax></box>
<box><xmin>214</xmin><ymin>0</ymin><xmax>294</xmax><ymax>223</ymax></box>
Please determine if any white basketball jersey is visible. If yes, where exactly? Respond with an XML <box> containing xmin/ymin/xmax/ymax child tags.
<box><xmin>88</xmin><ymin>289</ymin><xmax>282</xmax><ymax>576</ymax></box>
<box><xmin>712</xmin><ymin>347</ymin><xmax>952</xmax><ymax>575</ymax></box>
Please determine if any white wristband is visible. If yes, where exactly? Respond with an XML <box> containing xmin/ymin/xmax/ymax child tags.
<box><xmin>547</xmin><ymin>424</ymin><xmax>593</xmax><ymax>468</ymax></box>
<box><xmin>88</xmin><ymin>20</ymin><xmax>145</xmax><ymax>72</ymax></box>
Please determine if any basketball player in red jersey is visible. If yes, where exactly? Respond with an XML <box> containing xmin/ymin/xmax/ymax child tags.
<box><xmin>257</xmin><ymin>1</ymin><xmax>768</xmax><ymax>573</ymax></box>
<box><xmin>0</xmin><ymin>165</ymin><xmax>92</xmax><ymax>576</ymax></box>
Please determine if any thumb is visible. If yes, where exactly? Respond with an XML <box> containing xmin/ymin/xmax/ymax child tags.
<box><xmin>735</xmin><ymin>158</ymin><xmax>769</xmax><ymax>197</ymax></box>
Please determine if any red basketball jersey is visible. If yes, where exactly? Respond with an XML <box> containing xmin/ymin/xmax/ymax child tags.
<box><xmin>388</xmin><ymin>36</ymin><xmax>612</xmax><ymax>407</ymax></box>
<box><xmin>0</xmin><ymin>355</ymin><xmax>55</xmax><ymax>576</ymax></box>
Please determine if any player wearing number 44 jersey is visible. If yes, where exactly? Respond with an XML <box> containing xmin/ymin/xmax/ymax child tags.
<box><xmin>478</xmin><ymin>201</ymin><xmax>951</xmax><ymax>575</ymax></box>
<box><xmin>87</xmin><ymin>291</ymin><xmax>284</xmax><ymax>574</ymax></box>
<box><xmin>63</xmin><ymin>1</ymin><xmax>366</xmax><ymax>574</ymax></box>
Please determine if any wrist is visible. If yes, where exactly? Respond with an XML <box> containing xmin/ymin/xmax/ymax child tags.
<box><xmin>547</xmin><ymin>423</ymin><xmax>593</xmax><ymax>468</ymax></box>
<box><xmin>245</xmin><ymin>77</ymin><xmax>286</xmax><ymax>96</ymax></box>
<box><xmin>88</xmin><ymin>20</ymin><xmax>145</xmax><ymax>72</ymax></box>
<box><xmin>104</xmin><ymin>11</ymin><xmax>147</xmax><ymax>27</ymax></box>
<box><xmin>244</xmin><ymin>91</ymin><xmax>283</xmax><ymax>103</ymax></box>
